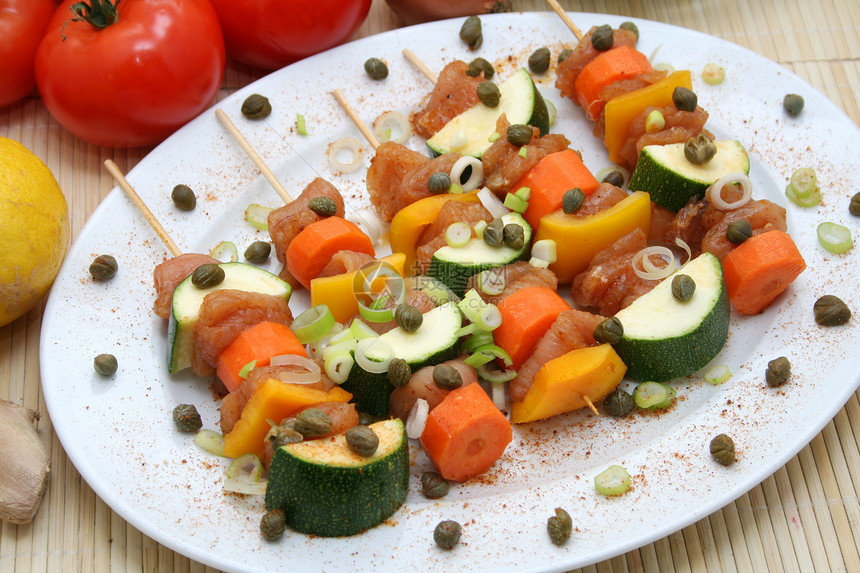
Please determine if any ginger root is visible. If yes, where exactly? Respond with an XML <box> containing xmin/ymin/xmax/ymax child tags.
<box><xmin>0</xmin><ymin>399</ymin><xmax>50</xmax><ymax>524</ymax></box>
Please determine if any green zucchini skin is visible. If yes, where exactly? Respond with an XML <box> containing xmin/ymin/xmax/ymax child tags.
<box><xmin>265</xmin><ymin>419</ymin><xmax>409</xmax><ymax>537</ymax></box>
<box><xmin>342</xmin><ymin>302</ymin><xmax>462</xmax><ymax>417</ymax></box>
<box><xmin>611</xmin><ymin>253</ymin><xmax>731</xmax><ymax>383</ymax></box>
<box><xmin>628</xmin><ymin>140</ymin><xmax>750</xmax><ymax>212</ymax></box>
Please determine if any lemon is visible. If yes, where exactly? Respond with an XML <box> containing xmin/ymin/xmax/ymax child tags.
<box><xmin>0</xmin><ymin>137</ymin><xmax>70</xmax><ymax>327</ymax></box>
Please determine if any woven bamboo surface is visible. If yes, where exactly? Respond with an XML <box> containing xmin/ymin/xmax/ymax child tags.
<box><xmin>2</xmin><ymin>0</ymin><xmax>858</xmax><ymax>571</ymax></box>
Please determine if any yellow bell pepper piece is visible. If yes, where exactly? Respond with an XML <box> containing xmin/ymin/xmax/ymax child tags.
<box><xmin>389</xmin><ymin>191</ymin><xmax>480</xmax><ymax>275</ymax></box>
<box><xmin>603</xmin><ymin>70</ymin><xmax>693</xmax><ymax>164</ymax></box>
<box><xmin>510</xmin><ymin>344</ymin><xmax>627</xmax><ymax>424</ymax></box>
<box><xmin>534</xmin><ymin>190</ymin><xmax>651</xmax><ymax>283</ymax></box>
<box><xmin>223</xmin><ymin>379</ymin><xmax>353</xmax><ymax>458</ymax></box>
<box><xmin>310</xmin><ymin>253</ymin><xmax>405</xmax><ymax>323</ymax></box>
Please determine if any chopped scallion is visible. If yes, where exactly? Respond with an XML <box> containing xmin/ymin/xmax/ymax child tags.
<box><xmin>503</xmin><ymin>192</ymin><xmax>529</xmax><ymax>213</ymax></box>
<box><xmin>296</xmin><ymin>114</ymin><xmax>308</xmax><ymax>135</ymax></box>
<box><xmin>291</xmin><ymin>305</ymin><xmax>336</xmax><ymax>344</ymax></box>
<box><xmin>244</xmin><ymin>203</ymin><xmax>274</xmax><ymax>231</ymax></box>
<box><xmin>704</xmin><ymin>364</ymin><xmax>732</xmax><ymax>385</ymax></box>
<box><xmin>238</xmin><ymin>359</ymin><xmax>256</xmax><ymax>379</ymax></box>
<box><xmin>594</xmin><ymin>465</ymin><xmax>631</xmax><ymax>496</ymax></box>
<box><xmin>633</xmin><ymin>381</ymin><xmax>676</xmax><ymax>409</ymax></box>
<box><xmin>817</xmin><ymin>222</ymin><xmax>853</xmax><ymax>254</ymax></box>
<box><xmin>324</xmin><ymin>350</ymin><xmax>354</xmax><ymax>383</ymax></box>
<box><xmin>445</xmin><ymin>222</ymin><xmax>472</xmax><ymax>247</ymax></box>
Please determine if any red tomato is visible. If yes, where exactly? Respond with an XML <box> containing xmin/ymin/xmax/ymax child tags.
<box><xmin>0</xmin><ymin>0</ymin><xmax>56</xmax><ymax>108</ymax></box>
<box><xmin>209</xmin><ymin>0</ymin><xmax>372</xmax><ymax>70</ymax></box>
<box><xmin>35</xmin><ymin>0</ymin><xmax>225</xmax><ymax>148</ymax></box>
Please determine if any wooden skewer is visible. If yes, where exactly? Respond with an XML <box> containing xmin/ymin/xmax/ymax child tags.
<box><xmin>402</xmin><ymin>48</ymin><xmax>437</xmax><ymax>84</ymax></box>
<box><xmin>215</xmin><ymin>108</ymin><xmax>294</xmax><ymax>204</ymax></box>
<box><xmin>104</xmin><ymin>159</ymin><xmax>182</xmax><ymax>258</ymax></box>
<box><xmin>544</xmin><ymin>0</ymin><xmax>584</xmax><ymax>42</ymax></box>
<box><xmin>332</xmin><ymin>89</ymin><xmax>380</xmax><ymax>150</ymax></box>
<box><xmin>583</xmin><ymin>395</ymin><xmax>600</xmax><ymax>417</ymax></box>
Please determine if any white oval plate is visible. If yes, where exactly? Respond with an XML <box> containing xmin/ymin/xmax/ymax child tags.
<box><xmin>41</xmin><ymin>12</ymin><xmax>860</xmax><ymax>573</ymax></box>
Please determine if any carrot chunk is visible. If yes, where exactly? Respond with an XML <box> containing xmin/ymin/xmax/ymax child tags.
<box><xmin>419</xmin><ymin>382</ymin><xmax>512</xmax><ymax>483</ymax></box>
<box><xmin>492</xmin><ymin>286</ymin><xmax>571</xmax><ymax>369</ymax></box>
<box><xmin>515</xmin><ymin>149</ymin><xmax>600</xmax><ymax>230</ymax></box>
<box><xmin>286</xmin><ymin>216</ymin><xmax>375</xmax><ymax>289</ymax></box>
<box><xmin>216</xmin><ymin>321</ymin><xmax>307</xmax><ymax>392</ymax></box>
<box><xmin>722</xmin><ymin>230</ymin><xmax>807</xmax><ymax>315</ymax></box>
<box><xmin>574</xmin><ymin>45</ymin><xmax>653</xmax><ymax>121</ymax></box>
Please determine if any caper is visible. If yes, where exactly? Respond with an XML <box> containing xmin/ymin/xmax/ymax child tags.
<box><xmin>603</xmin><ymin>386</ymin><xmax>634</xmax><ymax>417</ymax></box>
<box><xmin>710</xmin><ymin>433</ymin><xmax>736</xmax><ymax>466</ymax></box>
<box><xmin>433</xmin><ymin>364</ymin><xmax>463</xmax><ymax>390</ymax></box>
<box><xmin>265</xmin><ymin>421</ymin><xmax>303</xmax><ymax>449</ymax></box>
<box><xmin>562</xmin><ymin>187</ymin><xmax>585</xmax><ymax>214</ymax></box>
<box><xmin>546</xmin><ymin>507</ymin><xmax>573</xmax><ymax>546</ymax></box>
<box><xmin>191</xmin><ymin>262</ymin><xmax>225</xmax><ymax>289</ymax></box>
<box><xmin>483</xmin><ymin>217</ymin><xmax>505</xmax><ymax>247</ymax></box>
<box><xmin>346</xmin><ymin>425</ymin><xmax>379</xmax><ymax>457</ymax></box>
<box><xmin>293</xmin><ymin>408</ymin><xmax>332</xmax><ymax>438</ymax></box>
<box><xmin>357</xmin><ymin>411</ymin><xmax>382</xmax><ymax>426</ymax></box>
<box><xmin>849</xmin><ymin>192</ymin><xmax>860</xmax><ymax>217</ymax></box>
<box><xmin>172</xmin><ymin>404</ymin><xmax>202</xmax><ymax>433</ymax></box>
<box><xmin>673</xmin><ymin>86</ymin><xmax>698</xmax><ymax>112</ymax></box>
<box><xmin>459</xmin><ymin>15</ymin><xmax>482</xmax><ymax>50</ymax></box>
<box><xmin>395</xmin><ymin>303</ymin><xmax>423</xmax><ymax>332</ymax></box>
<box><xmin>671</xmin><ymin>274</ymin><xmax>696</xmax><ymax>302</ymax></box>
<box><xmin>241</xmin><ymin>94</ymin><xmax>271</xmax><ymax>119</ymax></box>
<box><xmin>783</xmin><ymin>93</ymin><xmax>804</xmax><ymax>117</ymax></box>
<box><xmin>558</xmin><ymin>48</ymin><xmax>573</xmax><ymax>64</ymax></box>
<box><xmin>528</xmin><ymin>47</ymin><xmax>551</xmax><ymax>74</ymax></box>
<box><xmin>89</xmin><ymin>254</ymin><xmax>118</xmax><ymax>282</ymax></box>
<box><xmin>244</xmin><ymin>241</ymin><xmax>271</xmax><ymax>264</ymax></box>
<box><xmin>260</xmin><ymin>509</ymin><xmax>286</xmax><ymax>541</ymax></box>
<box><xmin>466</xmin><ymin>57</ymin><xmax>494</xmax><ymax>79</ymax></box>
<box><xmin>308</xmin><ymin>196</ymin><xmax>337</xmax><ymax>217</ymax></box>
<box><xmin>601</xmin><ymin>169</ymin><xmax>625</xmax><ymax>188</ymax></box>
<box><xmin>387</xmin><ymin>358</ymin><xmax>412</xmax><ymax>388</ymax></box>
<box><xmin>506</xmin><ymin>124</ymin><xmax>533</xmax><ymax>147</ymax></box>
<box><xmin>813</xmin><ymin>294</ymin><xmax>851</xmax><ymax>326</ymax></box>
<box><xmin>171</xmin><ymin>184</ymin><xmax>196</xmax><ymax>211</ymax></box>
<box><xmin>725</xmin><ymin>220</ymin><xmax>753</xmax><ymax>245</ymax></box>
<box><xmin>421</xmin><ymin>471</ymin><xmax>450</xmax><ymax>499</ymax></box>
<box><xmin>765</xmin><ymin>356</ymin><xmax>791</xmax><ymax>387</ymax></box>
<box><xmin>433</xmin><ymin>520</ymin><xmax>461</xmax><ymax>550</ymax></box>
<box><xmin>620</xmin><ymin>21</ymin><xmax>640</xmax><ymax>42</ymax></box>
<box><xmin>684</xmin><ymin>133</ymin><xmax>717</xmax><ymax>165</ymax></box>
<box><xmin>93</xmin><ymin>353</ymin><xmax>118</xmax><ymax>376</ymax></box>
<box><xmin>476</xmin><ymin>81</ymin><xmax>501</xmax><ymax>108</ymax></box>
<box><xmin>593</xmin><ymin>317</ymin><xmax>623</xmax><ymax>344</ymax></box>
<box><xmin>591</xmin><ymin>24</ymin><xmax>614</xmax><ymax>51</ymax></box>
<box><xmin>427</xmin><ymin>171</ymin><xmax>451</xmax><ymax>194</ymax></box>
<box><xmin>364</xmin><ymin>57</ymin><xmax>389</xmax><ymax>80</ymax></box>
<box><xmin>503</xmin><ymin>223</ymin><xmax>525</xmax><ymax>250</ymax></box>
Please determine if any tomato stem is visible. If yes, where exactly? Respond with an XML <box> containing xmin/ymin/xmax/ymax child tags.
<box><xmin>70</xmin><ymin>0</ymin><xmax>120</xmax><ymax>29</ymax></box>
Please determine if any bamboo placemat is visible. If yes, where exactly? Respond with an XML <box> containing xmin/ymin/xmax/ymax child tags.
<box><xmin>1</xmin><ymin>0</ymin><xmax>858</xmax><ymax>571</ymax></box>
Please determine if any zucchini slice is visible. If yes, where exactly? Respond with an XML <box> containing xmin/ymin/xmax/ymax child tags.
<box><xmin>341</xmin><ymin>301</ymin><xmax>463</xmax><ymax>417</ymax></box>
<box><xmin>428</xmin><ymin>211</ymin><xmax>532</xmax><ymax>297</ymax></box>
<box><xmin>426</xmin><ymin>68</ymin><xmax>550</xmax><ymax>158</ymax></box>
<box><xmin>167</xmin><ymin>262</ymin><xmax>292</xmax><ymax>373</ymax></box>
<box><xmin>628</xmin><ymin>140</ymin><xmax>750</xmax><ymax>212</ymax></box>
<box><xmin>265</xmin><ymin>419</ymin><xmax>409</xmax><ymax>537</ymax></box>
<box><xmin>611</xmin><ymin>252</ymin><xmax>730</xmax><ymax>382</ymax></box>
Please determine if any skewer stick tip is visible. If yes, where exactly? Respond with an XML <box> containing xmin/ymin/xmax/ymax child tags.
<box><xmin>402</xmin><ymin>48</ymin><xmax>437</xmax><ymax>84</ymax></box>
<box><xmin>545</xmin><ymin>0</ymin><xmax>584</xmax><ymax>42</ymax></box>
<box><xmin>584</xmin><ymin>395</ymin><xmax>600</xmax><ymax>417</ymax></box>
<box><xmin>332</xmin><ymin>89</ymin><xmax>380</xmax><ymax>150</ymax></box>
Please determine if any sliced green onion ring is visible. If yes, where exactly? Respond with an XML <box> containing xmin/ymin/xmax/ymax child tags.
<box><xmin>464</xmin><ymin>351</ymin><xmax>494</xmax><ymax>369</ymax></box>
<box><xmin>532</xmin><ymin>239</ymin><xmax>557</xmax><ymax>264</ymax></box>
<box><xmin>292</xmin><ymin>305</ymin><xmax>336</xmax><ymax>344</ymax></box>
<box><xmin>594</xmin><ymin>464</ymin><xmax>631</xmax><ymax>496</ymax></box>
<box><xmin>357</xmin><ymin>300</ymin><xmax>395</xmax><ymax>323</ymax></box>
<box><xmin>477</xmin><ymin>268</ymin><xmax>506</xmax><ymax>296</ymax></box>
<box><xmin>210</xmin><ymin>240</ymin><xmax>239</xmax><ymax>262</ymax></box>
<box><xmin>405</xmin><ymin>398</ymin><xmax>429</xmax><ymax>439</ymax></box>
<box><xmin>477</xmin><ymin>186</ymin><xmax>509</xmax><ymax>219</ymax></box>
<box><xmin>702</xmin><ymin>63</ymin><xmax>726</xmax><ymax>85</ymax></box>
<box><xmin>238</xmin><ymin>359</ymin><xmax>256</xmax><ymax>379</ymax></box>
<box><xmin>704</xmin><ymin>364</ymin><xmax>732</xmax><ymax>385</ymax></box>
<box><xmin>296</xmin><ymin>113</ymin><xmax>308</xmax><ymax>136</ymax></box>
<box><xmin>224</xmin><ymin>453</ymin><xmax>266</xmax><ymax>495</ymax></box>
<box><xmin>369</xmin><ymin>294</ymin><xmax>391</xmax><ymax>310</ymax></box>
<box><xmin>461</xmin><ymin>330</ymin><xmax>494</xmax><ymax>353</ymax></box>
<box><xmin>321</xmin><ymin>338</ymin><xmax>358</xmax><ymax>361</ymax></box>
<box><xmin>373</xmin><ymin>111</ymin><xmax>411</xmax><ymax>144</ymax></box>
<box><xmin>633</xmin><ymin>381</ymin><xmax>676</xmax><ymax>409</ymax></box>
<box><xmin>473</xmin><ymin>343</ymin><xmax>513</xmax><ymax>366</ymax></box>
<box><xmin>477</xmin><ymin>363</ymin><xmax>516</xmax><ymax>383</ymax></box>
<box><xmin>324</xmin><ymin>350</ymin><xmax>354</xmax><ymax>384</ymax></box>
<box><xmin>817</xmin><ymin>222</ymin><xmax>853</xmax><ymax>254</ymax></box>
<box><xmin>477</xmin><ymin>304</ymin><xmax>502</xmax><ymax>331</ymax></box>
<box><xmin>445</xmin><ymin>222</ymin><xmax>473</xmax><ymax>247</ymax></box>
<box><xmin>269</xmin><ymin>354</ymin><xmax>321</xmax><ymax>384</ymax></box>
<box><xmin>245</xmin><ymin>203</ymin><xmax>273</xmax><ymax>231</ymax></box>
<box><xmin>503</xmin><ymin>192</ymin><xmax>529</xmax><ymax>213</ymax></box>
<box><xmin>194</xmin><ymin>429</ymin><xmax>225</xmax><ymax>456</ymax></box>
<box><xmin>785</xmin><ymin>184</ymin><xmax>822</xmax><ymax>207</ymax></box>
<box><xmin>789</xmin><ymin>167</ymin><xmax>818</xmax><ymax>199</ymax></box>
<box><xmin>355</xmin><ymin>337</ymin><xmax>395</xmax><ymax>373</ymax></box>
<box><xmin>707</xmin><ymin>172</ymin><xmax>753</xmax><ymax>210</ymax></box>
<box><xmin>450</xmin><ymin>156</ymin><xmax>484</xmax><ymax>192</ymax></box>
<box><xmin>349</xmin><ymin>319</ymin><xmax>378</xmax><ymax>340</ymax></box>
<box><xmin>454</xmin><ymin>324</ymin><xmax>476</xmax><ymax>338</ymax></box>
